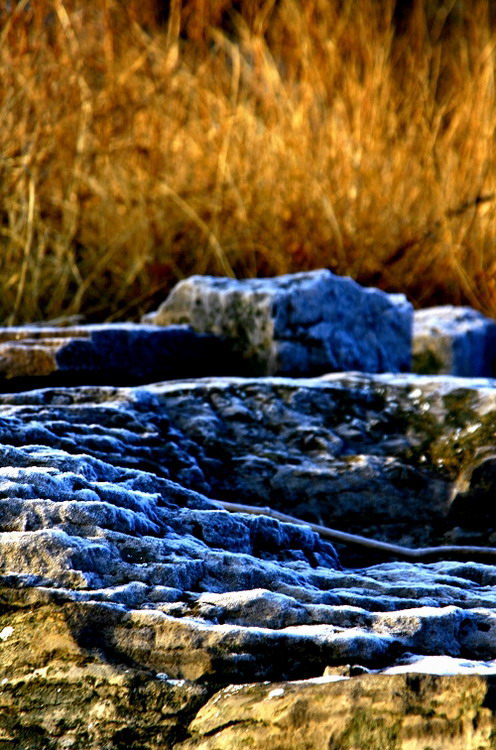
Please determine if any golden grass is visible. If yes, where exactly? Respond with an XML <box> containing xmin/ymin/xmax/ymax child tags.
<box><xmin>1</xmin><ymin>0</ymin><xmax>496</xmax><ymax>323</ymax></box>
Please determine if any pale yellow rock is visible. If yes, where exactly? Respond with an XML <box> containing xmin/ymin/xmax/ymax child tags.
<box><xmin>178</xmin><ymin>673</ymin><xmax>496</xmax><ymax>750</ymax></box>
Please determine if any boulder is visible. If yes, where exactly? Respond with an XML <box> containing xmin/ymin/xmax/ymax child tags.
<box><xmin>143</xmin><ymin>270</ymin><xmax>413</xmax><ymax>375</ymax></box>
<box><xmin>1</xmin><ymin>373</ymin><xmax>496</xmax><ymax>745</ymax></box>
<box><xmin>0</xmin><ymin>323</ymin><xmax>241</xmax><ymax>387</ymax></box>
<box><xmin>413</xmin><ymin>305</ymin><xmax>496</xmax><ymax>376</ymax></box>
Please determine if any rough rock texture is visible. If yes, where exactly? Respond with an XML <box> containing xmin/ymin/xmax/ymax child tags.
<box><xmin>144</xmin><ymin>271</ymin><xmax>413</xmax><ymax>375</ymax></box>
<box><xmin>0</xmin><ymin>324</ymin><xmax>241</xmax><ymax>387</ymax></box>
<box><xmin>2</xmin><ymin>373</ymin><xmax>496</xmax><ymax>746</ymax></box>
<box><xmin>413</xmin><ymin>305</ymin><xmax>496</xmax><ymax>377</ymax></box>
<box><xmin>178</xmin><ymin>673</ymin><xmax>496</xmax><ymax>750</ymax></box>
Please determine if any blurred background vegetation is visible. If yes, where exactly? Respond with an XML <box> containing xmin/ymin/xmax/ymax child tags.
<box><xmin>2</xmin><ymin>0</ymin><xmax>496</xmax><ymax>323</ymax></box>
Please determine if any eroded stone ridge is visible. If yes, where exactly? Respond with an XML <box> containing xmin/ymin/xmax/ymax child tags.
<box><xmin>1</xmin><ymin>373</ymin><xmax>496</xmax><ymax>747</ymax></box>
<box><xmin>144</xmin><ymin>270</ymin><xmax>413</xmax><ymax>375</ymax></box>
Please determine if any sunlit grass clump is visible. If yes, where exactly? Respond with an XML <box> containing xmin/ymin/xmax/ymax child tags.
<box><xmin>1</xmin><ymin>0</ymin><xmax>496</xmax><ymax>323</ymax></box>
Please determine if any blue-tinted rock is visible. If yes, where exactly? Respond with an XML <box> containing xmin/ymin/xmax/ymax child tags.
<box><xmin>0</xmin><ymin>323</ymin><xmax>241</xmax><ymax>387</ymax></box>
<box><xmin>144</xmin><ymin>270</ymin><xmax>413</xmax><ymax>375</ymax></box>
<box><xmin>413</xmin><ymin>305</ymin><xmax>496</xmax><ymax>376</ymax></box>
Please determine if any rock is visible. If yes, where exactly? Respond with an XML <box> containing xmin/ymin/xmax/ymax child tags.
<box><xmin>2</xmin><ymin>371</ymin><xmax>496</xmax><ymax>556</ymax></box>
<box><xmin>1</xmin><ymin>373</ymin><xmax>496</xmax><ymax>744</ymax></box>
<box><xmin>143</xmin><ymin>270</ymin><xmax>413</xmax><ymax>375</ymax></box>
<box><xmin>0</xmin><ymin>593</ymin><xmax>208</xmax><ymax>748</ymax></box>
<box><xmin>0</xmin><ymin>323</ymin><xmax>241</xmax><ymax>387</ymax></box>
<box><xmin>382</xmin><ymin>653</ymin><xmax>496</xmax><ymax>675</ymax></box>
<box><xmin>413</xmin><ymin>305</ymin><xmax>496</xmax><ymax>376</ymax></box>
<box><xmin>177</xmin><ymin>673</ymin><xmax>496</xmax><ymax>750</ymax></box>
<box><xmin>0</xmin><ymin>448</ymin><xmax>340</xmax><ymax>593</ymax></box>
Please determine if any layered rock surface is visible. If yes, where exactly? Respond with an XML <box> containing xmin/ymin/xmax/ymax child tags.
<box><xmin>2</xmin><ymin>373</ymin><xmax>496</xmax><ymax>746</ymax></box>
<box><xmin>180</xmin><ymin>673</ymin><xmax>496</xmax><ymax>750</ymax></box>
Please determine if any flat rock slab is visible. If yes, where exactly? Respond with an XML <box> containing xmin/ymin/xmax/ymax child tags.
<box><xmin>0</xmin><ymin>323</ymin><xmax>241</xmax><ymax>387</ymax></box>
<box><xmin>144</xmin><ymin>270</ymin><xmax>413</xmax><ymax>375</ymax></box>
<box><xmin>413</xmin><ymin>305</ymin><xmax>496</xmax><ymax>376</ymax></box>
<box><xmin>1</xmin><ymin>373</ymin><xmax>496</xmax><ymax>745</ymax></box>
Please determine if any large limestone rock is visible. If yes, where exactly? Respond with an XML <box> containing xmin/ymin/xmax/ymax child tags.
<box><xmin>144</xmin><ymin>270</ymin><xmax>413</xmax><ymax>375</ymax></box>
<box><xmin>413</xmin><ymin>305</ymin><xmax>496</xmax><ymax>376</ymax></box>
<box><xmin>2</xmin><ymin>373</ymin><xmax>496</xmax><ymax>746</ymax></box>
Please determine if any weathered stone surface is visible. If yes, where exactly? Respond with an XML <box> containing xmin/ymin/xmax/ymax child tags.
<box><xmin>1</xmin><ymin>373</ymin><xmax>496</xmax><ymax>745</ymax></box>
<box><xmin>0</xmin><ymin>624</ymin><xmax>208</xmax><ymax>750</ymax></box>
<box><xmin>0</xmin><ymin>323</ymin><xmax>241</xmax><ymax>387</ymax></box>
<box><xmin>413</xmin><ymin>305</ymin><xmax>496</xmax><ymax>376</ymax></box>
<box><xmin>177</xmin><ymin>673</ymin><xmax>496</xmax><ymax>750</ymax></box>
<box><xmin>2</xmin><ymin>372</ymin><xmax>496</xmax><ymax>555</ymax></box>
<box><xmin>143</xmin><ymin>271</ymin><xmax>413</xmax><ymax>375</ymax></box>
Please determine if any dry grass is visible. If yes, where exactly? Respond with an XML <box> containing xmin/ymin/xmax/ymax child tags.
<box><xmin>1</xmin><ymin>0</ymin><xmax>496</xmax><ymax>323</ymax></box>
